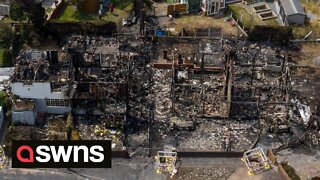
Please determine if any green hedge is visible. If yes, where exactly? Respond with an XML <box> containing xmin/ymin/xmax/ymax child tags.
<box><xmin>248</xmin><ymin>26</ymin><xmax>293</xmax><ymax>45</ymax></box>
<box><xmin>0</xmin><ymin>49</ymin><xmax>13</xmax><ymax>67</ymax></box>
<box><xmin>0</xmin><ymin>91</ymin><xmax>11</xmax><ymax>108</ymax></box>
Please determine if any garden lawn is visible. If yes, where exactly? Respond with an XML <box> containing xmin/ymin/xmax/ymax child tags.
<box><xmin>165</xmin><ymin>15</ymin><xmax>238</xmax><ymax>36</ymax></box>
<box><xmin>228</xmin><ymin>3</ymin><xmax>278</xmax><ymax>29</ymax></box>
<box><xmin>291</xmin><ymin>0</ymin><xmax>320</xmax><ymax>39</ymax></box>
<box><xmin>56</xmin><ymin>4</ymin><xmax>132</xmax><ymax>26</ymax></box>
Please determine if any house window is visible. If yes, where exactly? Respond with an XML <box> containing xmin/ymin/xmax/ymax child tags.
<box><xmin>220</xmin><ymin>1</ymin><xmax>225</xmax><ymax>8</ymax></box>
<box><xmin>46</xmin><ymin>99</ymin><xmax>70</xmax><ymax>107</ymax></box>
<box><xmin>211</xmin><ymin>2</ymin><xmax>216</xmax><ymax>14</ymax></box>
<box><xmin>23</xmin><ymin>81</ymin><xmax>33</xmax><ymax>86</ymax></box>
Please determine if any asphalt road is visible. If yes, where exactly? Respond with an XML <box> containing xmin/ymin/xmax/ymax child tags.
<box><xmin>0</xmin><ymin>168</ymin><xmax>83</xmax><ymax>180</ymax></box>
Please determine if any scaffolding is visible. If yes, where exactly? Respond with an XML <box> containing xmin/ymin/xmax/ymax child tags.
<box><xmin>155</xmin><ymin>149</ymin><xmax>178</xmax><ymax>178</ymax></box>
<box><xmin>242</xmin><ymin>147</ymin><xmax>270</xmax><ymax>175</ymax></box>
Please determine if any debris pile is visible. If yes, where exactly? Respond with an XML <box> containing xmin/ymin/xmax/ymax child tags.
<box><xmin>172</xmin><ymin>167</ymin><xmax>234</xmax><ymax>180</ymax></box>
<box><xmin>7</xmin><ymin>31</ymin><xmax>320</xmax><ymax>157</ymax></box>
<box><xmin>177</xmin><ymin>120</ymin><xmax>258</xmax><ymax>151</ymax></box>
<box><xmin>75</xmin><ymin>116</ymin><xmax>124</xmax><ymax>150</ymax></box>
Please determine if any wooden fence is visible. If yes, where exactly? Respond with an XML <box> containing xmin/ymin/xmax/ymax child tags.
<box><xmin>278</xmin><ymin>165</ymin><xmax>291</xmax><ymax>180</ymax></box>
<box><xmin>267</xmin><ymin>148</ymin><xmax>292</xmax><ymax>180</ymax></box>
<box><xmin>229</xmin><ymin>11</ymin><xmax>249</xmax><ymax>37</ymax></box>
<box><xmin>267</xmin><ymin>149</ymin><xmax>277</xmax><ymax>165</ymax></box>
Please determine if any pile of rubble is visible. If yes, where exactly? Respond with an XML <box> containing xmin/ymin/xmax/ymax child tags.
<box><xmin>75</xmin><ymin>116</ymin><xmax>124</xmax><ymax>150</ymax></box>
<box><xmin>6</xmin><ymin>126</ymin><xmax>47</xmax><ymax>141</ymax></box>
<box><xmin>172</xmin><ymin>167</ymin><xmax>234</xmax><ymax>180</ymax></box>
<box><xmin>177</xmin><ymin>120</ymin><xmax>258</xmax><ymax>151</ymax></box>
<box><xmin>7</xmin><ymin>31</ymin><xmax>320</xmax><ymax>156</ymax></box>
<box><xmin>128</xmin><ymin>56</ymin><xmax>152</xmax><ymax>124</ymax></box>
<box><xmin>153</xmin><ymin>69</ymin><xmax>172</xmax><ymax>124</ymax></box>
<box><xmin>46</xmin><ymin>115</ymin><xmax>67</xmax><ymax>140</ymax></box>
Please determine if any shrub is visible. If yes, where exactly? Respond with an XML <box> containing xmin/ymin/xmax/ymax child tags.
<box><xmin>0</xmin><ymin>49</ymin><xmax>13</xmax><ymax>67</ymax></box>
<box><xmin>248</xmin><ymin>26</ymin><xmax>293</xmax><ymax>45</ymax></box>
<box><xmin>0</xmin><ymin>91</ymin><xmax>11</xmax><ymax>109</ymax></box>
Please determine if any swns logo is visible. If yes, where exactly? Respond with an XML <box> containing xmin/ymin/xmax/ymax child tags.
<box><xmin>12</xmin><ymin>140</ymin><xmax>111</xmax><ymax>168</ymax></box>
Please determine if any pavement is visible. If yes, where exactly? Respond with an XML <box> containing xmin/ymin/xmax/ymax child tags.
<box><xmin>276</xmin><ymin>148</ymin><xmax>320</xmax><ymax>180</ymax></box>
<box><xmin>2</xmin><ymin>151</ymin><xmax>315</xmax><ymax>179</ymax></box>
<box><xmin>0</xmin><ymin>157</ymin><xmax>244</xmax><ymax>179</ymax></box>
<box><xmin>0</xmin><ymin>168</ymin><xmax>83</xmax><ymax>180</ymax></box>
<box><xmin>0</xmin><ymin>157</ymin><xmax>247</xmax><ymax>179</ymax></box>
<box><xmin>228</xmin><ymin>167</ymin><xmax>281</xmax><ymax>180</ymax></box>
<box><xmin>0</xmin><ymin>158</ymin><xmax>166</xmax><ymax>180</ymax></box>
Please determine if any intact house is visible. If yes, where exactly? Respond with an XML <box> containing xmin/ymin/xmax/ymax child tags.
<box><xmin>275</xmin><ymin>0</ymin><xmax>306</xmax><ymax>25</ymax></box>
<box><xmin>10</xmin><ymin>50</ymin><xmax>76</xmax><ymax>115</ymax></box>
<box><xmin>0</xmin><ymin>4</ymin><xmax>9</xmax><ymax>17</ymax></box>
<box><xmin>201</xmin><ymin>0</ymin><xmax>225</xmax><ymax>15</ymax></box>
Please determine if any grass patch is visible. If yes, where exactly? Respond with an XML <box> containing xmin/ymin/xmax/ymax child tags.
<box><xmin>0</xmin><ymin>17</ymin><xmax>29</xmax><ymax>23</ymax></box>
<box><xmin>301</xmin><ymin>0</ymin><xmax>320</xmax><ymax>16</ymax></box>
<box><xmin>55</xmin><ymin>5</ymin><xmax>132</xmax><ymax>26</ymax></box>
<box><xmin>228</xmin><ymin>3</ymin><xmax>278</xmax><ymax>29</ymax></box>
<box><xmin>163</xmin><ymin>15</ymin><xmax>237</xmax><ymax>36</ymax></box>
<box><xmin>264</xmin><ymin>18</ymin><xmax>279</xmax><ymax>26</ymax></box>
<box><xmin>111</xmin><ymin>0</ymin><xmax>132</xmax><ymax>9</ymax></box>
<box><xmin>58</xmin><ymin>5</ymin><xmax>95</xmax><ymax>21</ymax></box>
<box><xmin>291</xmin><ymin>0</ymin><xmax>320</xmax><ymax>39</ymax></box>
<box><xmin>229</xmin><ymin>3</ymin><xmax>255</xmax><ymax>28</ymax></box>
<box><xmin>292</xmin><ymin>23</ymin><xmax>320</xmax><ymax>39</ymax></box>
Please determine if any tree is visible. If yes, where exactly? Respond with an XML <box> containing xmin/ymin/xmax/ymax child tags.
<box><xmin>0</xmin><ymin>24</ymin><xmax>14</xmax><ymax>47</ymax></box>
<box><xmin>133</xmin><ymin>0</ymin><xmax>153</xmax><ymax>15</ymax></box>
<box><xmin>9</xmin><ymin>2</ymin><xmax>27</xmax><ymax>22</ymax></box>
<box><xmin>14</xmin><ymin>0</ymin><xmax>38</xmax><ymax>9</ymax></box>
<box><xmin>0</xmin><ymin>91</ymin><xmax>11</xmax><ymax>109</ymax></box>
<box><xmin>28</xmin><ymin>3</ymin><xmax>47</xmax><ymax>31</ymax></box>
<box><xmin>142</xmin><ymin>0</ymin><xmax>153</xmax><ymax>10</ymax></box>
<box><xmin>0</xmin><ymin>49</ymin><xmax>13</xmax><ymax>67</ymax></box>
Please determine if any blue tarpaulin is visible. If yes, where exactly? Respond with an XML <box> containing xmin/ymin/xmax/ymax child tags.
<box><xmin>156</xmin><ymin>30</ymin><xmax>166</xmax><ymax>36</ymax></box>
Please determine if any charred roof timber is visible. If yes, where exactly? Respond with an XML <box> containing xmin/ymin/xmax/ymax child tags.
<box><xmin>12</xmin><ymin>50</ymin><xmax>72</xmax><ymax>90</ymax></box>
<box><xmin>9</xmin><ymin>32</ymin><xmax>319</xmax><ymax>158</ymax></box>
